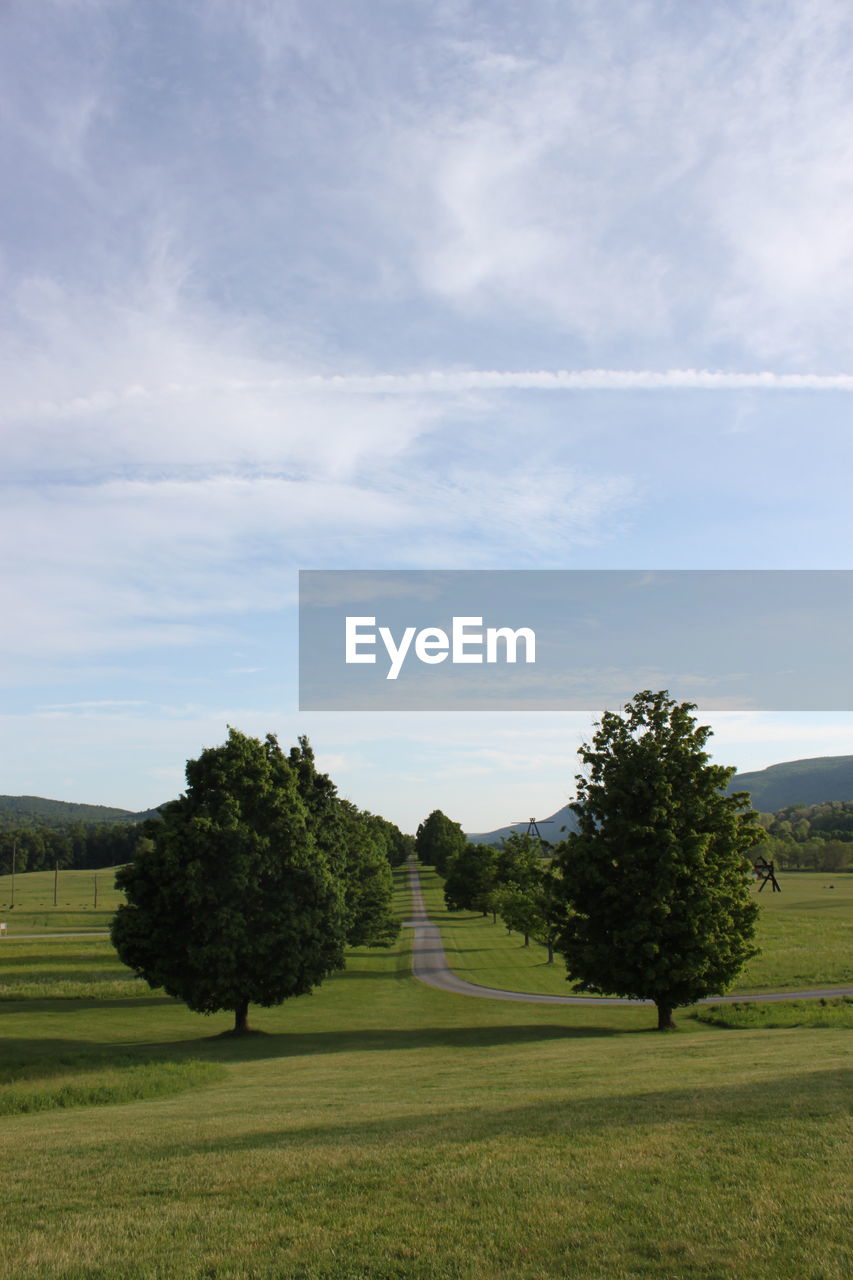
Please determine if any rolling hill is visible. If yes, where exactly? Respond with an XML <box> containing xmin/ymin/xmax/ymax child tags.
<box><xmin>0</xmin><ymin>795</ymin><xmax>163</xmax><ymax>829</ymax></box>
<box><xmin>725</xmin><ymin>754</ymin><xmax>853</xmax><ymax>812</ymax></box>
<box><xmin>466</xmin><ymin>753</ymin><xmax>853</xmax><ymax>845</ymax></box>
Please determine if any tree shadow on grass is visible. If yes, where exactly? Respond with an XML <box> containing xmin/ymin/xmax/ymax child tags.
<box><xmin>0</xmin><ymin>995</ymin><xmax>176</xmax><ymax>1016</ymax></box>
<box><xmin>205</xmin><ymin>1021</ymin><xmax>620</xmax><ymax>1057</ymax></box>
<box><xmin>125</xmin><ymin>1065</ymin><xmax>853</xmax><ymax>1163</ymax></box>
<box><xmin>0</xmin><ymin>1020</ymin><xmax>619</xmax><ymax>1084</ymax></box>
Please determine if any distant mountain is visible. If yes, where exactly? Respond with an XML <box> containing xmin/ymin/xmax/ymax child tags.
<box><xmin>466</xmin><ymin>803</ymin><xmax>579</xmax><ymax>847</ymax></box>
<box><xmin>466</xmin><ymin>753</ymin><xmax>853</xmax><ymax>845</ymax></box>
<box><xmin>726</xmin><ymin>755</ymin><xmax>853</xmax><ymax>813</ymax></box>
<box><xmin>0</xmin><ymin>795</ymin><xmax>163</xmax><ymax>829</ymax></box>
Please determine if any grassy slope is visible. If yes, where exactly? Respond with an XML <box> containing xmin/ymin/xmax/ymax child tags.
<box><xmin>0</xmin><ymin>868</ymin><xmax>850</xmax><ymax>1279</ymax></box>
<box><xmin>0</xmin><ymin>864</ymin><xmax>124</xmax><ymax>933</ymax></box>
<box><xmin>421</xmin><ymin>868</ymin><xmax>853</xmax><ymax>996</ymax></box>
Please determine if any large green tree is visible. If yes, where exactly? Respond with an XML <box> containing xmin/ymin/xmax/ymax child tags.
<box><xmin>553</xmin><ymin>691</ymin><xmax>763</xmax><ymax>1030</ymax></box>
<box><xmin>111</xmin><ymin>728</ymin><xmax>347</xmax><ymax>1033</ymax></box>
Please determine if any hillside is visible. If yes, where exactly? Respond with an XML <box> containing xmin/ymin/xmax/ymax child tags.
<box><xmin>726</xmin><ymin>755</ymin><xmax>853</xmax><ymax>812</ymax></box>
<box><xmin>466</xmin><ymin>753</ymin><xmax>853</xmax><ymax>845</ymax></box>
<box><xmin>0</xmin><ymin>795</ymin><xmax>163</xmax><ymax>829</ymax></box>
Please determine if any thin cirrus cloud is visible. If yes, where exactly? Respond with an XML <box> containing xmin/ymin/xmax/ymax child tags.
<box><xmin>11</xmin><ymin>368</ymin><xmax>853</xmax><ymax>426</ymax></box>
<box><xmin>0</xmin><ymin>459</ymin><xmax>634</xmax><ymax>670</ymax></box>
<box><xmin>373</xmin><ymin>1</ymin><xmax>853</xmax><ymax>363</ymax></box>
<box><xmin>3</xmin><ymin>3</ymin><xmax>853</xmax><ymax>370</ymax></box>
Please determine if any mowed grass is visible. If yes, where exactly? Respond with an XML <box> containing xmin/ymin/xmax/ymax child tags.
<box><xmin>695</xmin><ymin>997</ymin><xmax>853</xmax><ymax>1030</ymax></box>
<box><xmin>0</xmin><ymin>866</ymin><xmax>850</xmax><ymax>1280</ymax></box>
<box><xmin>0</xmin><ymin>863</ymin><xmax>125</xmax><ymax>933</ymax></box>
<box><xmin>0</xmin><ymin>937</ymin><xmax>153</xmax><ymax>1000</ymax></box>
<box><xmin>421</xmin><ymin>867</ymin><xmax>853</xmax><ymax>997</ymax></box>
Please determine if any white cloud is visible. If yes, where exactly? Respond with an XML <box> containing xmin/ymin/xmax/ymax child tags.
<box><xmin>2</xmin><ymin>3</ymin><xmax>851</xmax><ymax>825</ymax></box>
<box><xmin>0</xmin><ymin>452</ymin><xmax>634</xmax><ymax>667</ymax></box>
<box><xmin>377</xmin><ymin>1</ymin><xmax>853</xmax><ymax>363</ymax></box>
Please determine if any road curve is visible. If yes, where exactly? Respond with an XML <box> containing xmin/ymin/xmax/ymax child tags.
<box><xmin>404</xmin><ymin>857</ymin><xmax>853</xmax><ymax>1006</ymax></box>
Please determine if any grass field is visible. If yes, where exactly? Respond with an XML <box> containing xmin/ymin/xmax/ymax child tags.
<box><xmin>694</xmin><ymin>997</ymin><xmax>853</xmax><ymax>1029</ymax></box>
<box><xmin>420</xmin><ymin>868</ymin><xmax>853</xmax><ymax>996</ymax></box>
<box><xmin>0</xmin><ymin>865</ymin><xmax>851</xmax><ymax>1280</ymax></box>
<box><xmin>0</xmin><ymin>864</ymin><xmax>124</xmax><ymax>933</ymax></box>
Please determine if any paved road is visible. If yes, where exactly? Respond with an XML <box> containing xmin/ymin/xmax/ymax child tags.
<box><xmin>405</xmin><ymin>857</ymin><xmax>853</xmax><ymax>1006</ymax></box>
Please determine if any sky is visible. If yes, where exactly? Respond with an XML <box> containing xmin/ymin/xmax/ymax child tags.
<box><xmin>2</xmin><ymin>0</ymin><xmax>852</xmax><ymax>834</ymax></box>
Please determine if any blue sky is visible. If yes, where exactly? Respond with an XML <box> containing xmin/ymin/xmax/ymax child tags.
<box><xmin>2</xmin><ymin>0</ymin><xmax>852</xmax><ymax>832</ymax></box>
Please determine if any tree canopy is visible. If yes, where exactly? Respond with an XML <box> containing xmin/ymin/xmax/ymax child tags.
<box><xmin>443</xmin><ymin>829</ymin><xmax>542</xmax><ymax>914</ymax></box>
<box><xmin>443</xmin><ymin>842</ymin><xmax>497</xmax><ymax>913</ymax></box>
<box><xmin>111</xmin><ymin>728</ymin><xmax>348</xmax><ymax>1033</ymax></box>
<box><xmin>553</xmin><ymin>690</ymin><xmax>763</xmax><ymax>1030</ymax></box>
<box><xmin>288</xmin><ymin>736</ymin><xmax>400</xmax><ymax>947</ymax></box>
<box><xmin>415</xmin><ymin>809</ymin><xmax>467</xmax><ymax>873</ymax></box>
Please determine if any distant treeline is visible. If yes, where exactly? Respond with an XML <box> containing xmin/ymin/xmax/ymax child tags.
<box><xmin>0</xmin><ymin>822</ymin><xmax>143</xmax><ymax>873</ymax></box>
<box><xmin>756</xmin><ymin>800</ymin><xmax>853</xmax><ymax>872</ymax></box>
<box><xmin>0</xmin><ymin>811</ymin><xmax>415</xmax><ymax>876</ymax></box>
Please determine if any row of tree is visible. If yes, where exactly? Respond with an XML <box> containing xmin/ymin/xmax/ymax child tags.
<box><xmin>112</xmin><ymin>730</ymin><xmax>410</xmax><ymax>1033</ymax></box>
<box><xmin>759</xmin><ymin>799</ymin><xmax>853</xmax><ymax>840</ymax></box>
<box><xmin>751</xmin><ymin>834</ymin><xmax>851</xmax><ymax>872</ymax></box>
<box><xmin>443</xmin><ymin>832</ymin><xmax>554</xmax><ymax>948</ymax></box>
<box><xmin>754</xmin><ymin>800</ymin><xmax>853</xmax><ymax>871</ymax></box>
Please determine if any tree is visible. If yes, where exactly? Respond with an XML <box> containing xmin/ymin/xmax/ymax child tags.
<box><xmin>491</xmin><ymin>883</ymin><xmax>540</xmax><ymax>945</ymax></box>
<box><xmin>287</xmin><ymin>736</ymin><xmax>400</xmax><ymax>948</ymax></box>
<box><xmin>111</xmin><ymin>728</ymin><xmax>347</xmax><ymax>1034</ymax></box>
<box><xmin>492</xmin><ymin>861</ymin><xmax>562</xmax><ymax>958</ymax></box>
<box><xmin>369</xmin><ymin>816</ymin><xmax>415</xmax><ymax>868</ymax></box>
<box><xmin>495</xmin><ymin>832</ymin><xmax>543</xmax><ymax>892</ymax></box>
<box><xmin>415</xmin><ymin>809</ymin><xmax>467</xmax><ymax>874</ymax></box>
<box><xmin>553</xmin><ymin>691</ymin><xmax>763</xmax><ymax>1030</ymax></box>
<box><xmin>443</xmin><ymin>842</ymin><xmax>497</xmax><ymax>914</ymax></box>
<box><xmin>328</xmin><ymin>801</ymin><xmax>400</xmax><ymax>946</ymax></box>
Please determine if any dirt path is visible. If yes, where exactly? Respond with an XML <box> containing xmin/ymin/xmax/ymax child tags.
<box><xmin>405</xmin><ymin>857</ymin><xmax>853</xmax><ymax>1005</ymax></box>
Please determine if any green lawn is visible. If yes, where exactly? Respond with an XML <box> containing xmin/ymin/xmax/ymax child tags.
<box><xmin>695</xmin><ymin>997</ymin><xmax>853</xmax><ymax>1030</ymax></box>
<box><xmin>0</xmin><ymin>864</ymin><xmax>850</xmax><ymax>1280</ymax></box>
<box><xmin>420</xmin><ymin>867</ymin><xmax>853</xmax><ymax>996</ymax></box>
<box><xmin>0</xmin><ymin>864</ymin><xmax>124</xmax><ymax>933</ymax></box>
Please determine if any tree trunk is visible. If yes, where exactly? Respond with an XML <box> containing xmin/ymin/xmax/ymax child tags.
<box><xmin>547</xmin><ymin>938</ymin><xmax>554</xmax><ymax>964</ymax></box>
<box><xmin>233</xmin><ymin>999</ymin><xmax>251</xmax><ymax>1034</ymax></box>
<box><xmin>523</xmin><ymin>933</ymin><xmax>529</xmax><ymax>947</ymax></box>
<box><xmin>656</xmin><ymin>1001</ymin><xmax>676</xmax><ymax>1031</ymax></box>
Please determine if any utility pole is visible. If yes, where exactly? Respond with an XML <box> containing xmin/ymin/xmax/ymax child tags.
<box><xmin>54</xmin><ymin>861</ymin><xmax>59</xmax><ymax>908</ymax></box>
<box><xmin>93</xmin><ymin>873</ymin><xmax>98</xmax><ymax>910</ymax></box>
<box><xmin>10</xmin><ymin>840</ymin><xmax>15</xmax><ymax>910</ymax></box>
